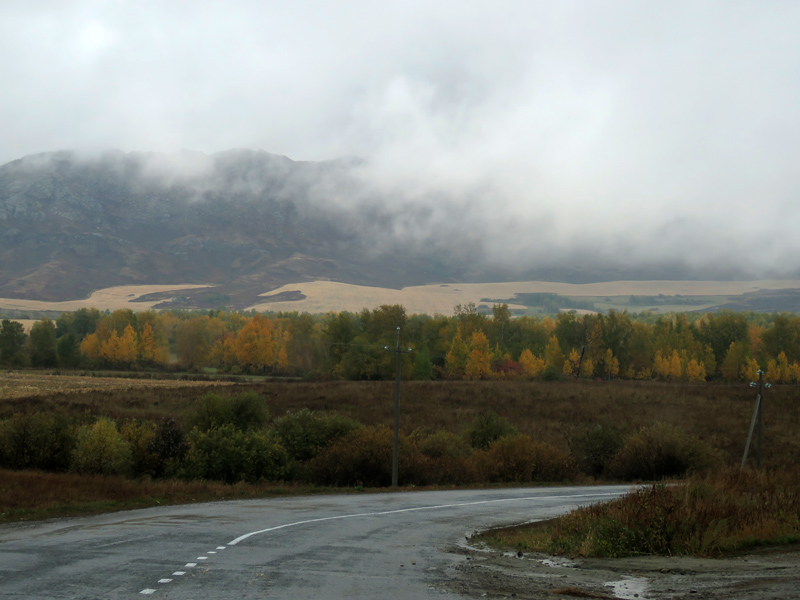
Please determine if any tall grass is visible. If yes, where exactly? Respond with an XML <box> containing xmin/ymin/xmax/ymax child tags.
<box><xmin>481</xmin><ymin>467</ymin><xmax>800</xmax><ymax>558</ymax></box>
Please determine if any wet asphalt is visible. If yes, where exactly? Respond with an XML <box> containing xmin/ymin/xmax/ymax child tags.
<box><xmin>0</xmin><ymin>485</ymin><xmax>630</xmax><ymax>599</ymax></box>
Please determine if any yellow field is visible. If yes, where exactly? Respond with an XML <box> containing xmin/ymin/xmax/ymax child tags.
<box><xmin>0</xmin><ymin>284</ymin><xmax>211</xmax><ymax>314</ymax></box>
<box><xmin>0</xmin><ymin>372</ymin><xmax>233</xmax><ymax>401</ymax></box>
<box><xmin>3</xmin><ymin>279</ymin><xmax>800</xmax><ymax>317</ymax></box>
<box><xmin>247</xmin><ymin>279</ymin><xmax>800</xmax><ymax>315</ymax></box>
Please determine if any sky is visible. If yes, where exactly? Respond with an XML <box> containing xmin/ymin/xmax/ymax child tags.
<box><xmin>2</xmin><ymin>1</ymin><xmax>800</xmax><ymax>276</ymax></box>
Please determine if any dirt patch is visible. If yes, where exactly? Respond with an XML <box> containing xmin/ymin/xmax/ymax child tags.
<box><xmin>443</xmin><ymin>544</ymin><xmax>800</xmax><ymax>599</ymax></box>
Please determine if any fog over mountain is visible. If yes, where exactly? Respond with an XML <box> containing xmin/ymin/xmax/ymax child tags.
<box><xmin>0</xmin><ymin>148</ymin><xmax>782</xmax><ymax>307</ymax></box>
<box><xmin>2</xmin><ymin>1</ymin><xmax>800</xmax><ymax>302</ymax></box>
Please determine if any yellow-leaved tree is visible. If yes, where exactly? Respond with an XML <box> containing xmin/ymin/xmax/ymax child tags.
<box><xmin>518</xmin><ymin>349</ymin><xmax>545</xmax><ymax>378</ymax></box>
<box><xmin>465</xmin><ymin>331</ymin><xmax>492</xmax><ymax>379</ymax></box>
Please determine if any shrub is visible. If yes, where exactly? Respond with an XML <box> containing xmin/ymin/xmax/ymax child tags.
<box><xmin>566</xmin><ymin>423</ymin><xmax>626</xmax><ymax>477</ymax></box>
<box><xmin>464</xmin><ymin>412</ymin><xmax>518</xmax><ymax>449</ymax></box>
<box><xmin>309</xmin><ymin>425</ymin><xmax>425</xmax><ymax>487</ymax></box>
<box><xmin>269</xmin><ymin>409</ymin><xmax>361</xmax><ymax>462</ymax></box>
<box><xmin>120</xmin><ymin>419</ymin><xmax>159</xmax><ymax>477</ymax></box>
<box><xmin>71</xmin><ymin>418</ymin><xmax>132</xmax><ymax>475</ymax></box>
<box><xmin>148</xmin><ymin>417</ymin><xmax>189</xmax><ymax>477</ymax></box>
<box><xmin>182</xmin><ymin>425</ymin><xmax>289</xmax><ymax>484</ymax></box>
<box><xmin>472</xmin><ymin>435</ymin><xmax>577</xmax><ymax>483</ymax></box>
<box><xmin>607</xmin><ymin>422</ymin><xmax>721</xmax><ymax>481</ymax></box>
<box><xmin>416</xmin><ymin>430</ymin><xmax>476</xmax><ymax>484</ymax></box>
<box><xmin>0</xmin><ymin>413</ymin><xmax>75</xmax><ymax>472</ymax></box>
<box><xmin>190</xmin><ymin>392</ymin><xmax>268</xmax><ymax>432</ymax></box>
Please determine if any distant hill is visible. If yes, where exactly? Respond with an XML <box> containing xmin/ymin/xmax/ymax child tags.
<box><xmin>0</xmin><ymin>149</ymin><xmax>754</xmax><ymax>310</ymax></box>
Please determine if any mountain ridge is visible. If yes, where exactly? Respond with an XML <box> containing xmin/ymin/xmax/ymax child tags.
<box><xmin>0</xmin><ymin>149</ymin><xmax>756</xmax><ymax>309</ymax></box>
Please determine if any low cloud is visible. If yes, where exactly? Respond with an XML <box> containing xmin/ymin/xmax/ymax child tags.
<box><xmin>2</xmin><ymin>1</ymin><xmax>799</xmax><ymax>278</ymax></box>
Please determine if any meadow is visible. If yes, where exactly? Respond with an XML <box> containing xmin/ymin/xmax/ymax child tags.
<box><xmin>2</xmin><ymin>373</ymin><xmax>798</xmax><ymax>535</ymax></box>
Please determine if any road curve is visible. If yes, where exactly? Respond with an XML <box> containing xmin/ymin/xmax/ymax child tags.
<box><xmin>0</xmin><ymin>485</ymin><xmax>630</xmax><ymax>599</ymax></box>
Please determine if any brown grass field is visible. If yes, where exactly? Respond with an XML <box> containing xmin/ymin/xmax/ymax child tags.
<box><xmin>2</xmin><ymin>373</ymin><xmax>797</xmax><ymax>468</ymax></box>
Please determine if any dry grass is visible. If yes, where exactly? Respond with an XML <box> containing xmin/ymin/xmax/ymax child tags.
<box><xmin>0</xmin><ymin>372</ymin><xmax>234</xmax><ymax>402</ymax></box>
<box><xmin>0</xmin><ymin>283</ymin><xmax>211</xmax><ymax>313</ymax></box>
<box><xmin>247</xmin><ymin>279</ymin><xmax>800</xmax><ymax>314</ymax></box>
<box><xmin>0</xmin><ymin>468</ymin><xmax>336</xmax><ymax>523</ymax></box>
<box><xmin>482</xmin><ymin>467</ymin><xmax>800</xmax><ymax>557</ymax></box>
<box><xmin>3</xmin><ymin>376</ymin><xmax>798</xmax><ymax>470</ymax></box>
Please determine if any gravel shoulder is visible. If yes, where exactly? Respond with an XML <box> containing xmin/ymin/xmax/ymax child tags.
<box><xmin>444</xmin><ymin>543</ymin><xmax>800</xmax><ymax>599</ymax></box>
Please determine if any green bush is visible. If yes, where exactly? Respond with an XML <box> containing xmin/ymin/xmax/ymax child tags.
<box><xmin>473</xmin><ymin>435</ymin><xmax>577</xmax><ymax>483</ymax></box>
<box><xmin>464</xmin><ymin>412</ymin><xmax>518</xmax><ymax>449</ymax></box>
<box><xmin>182</xmin><ymin>425</ymin><xmax>289</xmax><ymax>484</ymax></box>
<box><xmin>270</xmin><ymin>409</ymin><xmax>361</xmax><ymax>462</ymax></box>
<box><xmin>0</xmin><ymin>413</ymin><xmax>75</xmax><ymax>471</ymax></box>
<box><xmin>120</xmin><ymin>419</ymin><xmax>159</xmax><ymax>476</ymax></box>
<box><xmin>148</xmin><ymin>417</ymin><xmax>189</xmax><ymax>477</ymax></box>
<box><xmin>566</xmin><ymin>423</ymin><xmax>626</xmax><ymax>477</ymax></box>
<box><xmin>607</xmin><ymin>422</ymin><xmax>721</xmax><ymax>481</ymax></box>
<box><xmin>71</xmin><ymin>418</ymin><xmax>132</xmax><ymax>475</ymax></box>
<box><xmin>190</xmin><ymin>392</ymin><xmax>268</xmax><ymax>432</ymax></box>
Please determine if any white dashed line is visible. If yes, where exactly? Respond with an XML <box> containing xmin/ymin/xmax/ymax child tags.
<box><xmin>140</xmin><ymin>589</ymin><xmax>156</xmax><ymax>595</ymax></box>
<box><xmin>216</xmin><ymin>546</ymin><xmax>226</xmax><ymax>550</ymax></box>
<box><xmin>185</xmin><ymin>562</ymin><xmax>197</xmax><ymax>567</ymax></box>
<box><xmin>198</xmin><ymin>556</ymin><xmax>208</xmax><ymax>560</ymax></box>
<box><xmin>158</xmin><ymin>578</ymin><xmax>172</xmax><ymax>583</ymax></box>
<box><xmin>172</xmin><ymin>571</ymin><xmax>186</xmax><ymax>576</ymax></box>
<box><xmin>208</xmin><ymin>551</ymin><xmax>216</xmax><ymax>554</ymax></box>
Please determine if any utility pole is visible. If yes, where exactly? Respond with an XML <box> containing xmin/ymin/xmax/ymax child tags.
<box><xmin>741</xmin><ymin>369</ymin><xmax>771</xmax><ymax>469</ymax></box>
<box><xmin>385</xmin><ymin>327</ymin><xmax>412</xmax><ymax>489</ymax></box>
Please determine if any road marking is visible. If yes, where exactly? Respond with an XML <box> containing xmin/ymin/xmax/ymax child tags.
<box><xmin>228</xmin><ymin>491</ymin><xmax>623</xmax><ymax>545</ymax></box>
<box><xmin>185</xmin><ymin>562</ymin><xmax>197</xmax><ymax>567</ymax></box>
<box><xmin>216</xmin><ymin>546</ymin><xmax>226</xmax><ymax>550</ymax></box>
<box><xmin>158</xmin><ymin>578</ymin><xmax>172</xmax><ymax>583</ymax></box>
<box><xmin>198</xmin><ymin>556</ymin><xmax>208</xmax><ymax>560</ymax></box>
<box><xmin>140</xmin><ymin>589</ymin><xmax>156</xmax><ymax>595</ymax></box>
<box><xmin>173</xmin><ymin>571</ymin><xmax>186</xmax><ymax>576</ymax></box>
<box><xmin>208</xmin><ymin>550</ymin><xmax>216</xmax><ymax>554</ymax></box>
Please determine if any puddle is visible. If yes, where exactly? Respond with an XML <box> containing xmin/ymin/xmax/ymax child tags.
<box><xmin>540</xmin><ymin>557</ymin><xmax>576</xmax><ymax>568</ymax></box>
<box><xmin>605</xmin><ymin>576</ymin><xmax>649</xmax><ymax>599</ymax></box>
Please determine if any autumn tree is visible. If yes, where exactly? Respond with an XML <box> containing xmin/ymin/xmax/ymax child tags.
<box><xmin>235</xmin><ymin>315</ymin><xmax>277</xmax><ymax>372</ymax></box>
<box><xmin>465</xmin><ymin>331</ymin><xmax>492</xmax><ymax>379</ymax></box>
<box><xmin>518</xmin><ymin>348</ymin><xmax>545</xmax><ymax>378</ymax></box>
<box><xmin>445</xmin><ymin>326</ymin><xmax>469</xmax><ymax>378</ymax></box>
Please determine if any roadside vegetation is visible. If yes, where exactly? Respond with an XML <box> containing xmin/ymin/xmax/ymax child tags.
<box><xmin>479</xmin><ymin>468</ymin><xmax>800</xmax><ymax>558</ymax></box>
<box><xmin>2</xmin><ymin>375</ymin><xmax>798</xmax><ymax>524</ymax></box>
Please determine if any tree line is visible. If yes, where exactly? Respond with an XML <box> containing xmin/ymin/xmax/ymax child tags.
<box><xmin>3</xmin><ymin>304</ymin><xmax>800</xmax><ymax>382</ymax></box>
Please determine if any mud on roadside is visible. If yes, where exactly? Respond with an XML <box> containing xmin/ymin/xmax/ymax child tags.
<box><xmin>442</xmin><ymin>544</ymin><xmax>800</xmax><ymax>599</ymax></box>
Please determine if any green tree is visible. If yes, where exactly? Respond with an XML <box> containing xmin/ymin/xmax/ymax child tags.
<box><xmin>0</xmin><ymin>319</ymin><xmax>27</xmax><ymax>366</ymax></box>
<box><xmin>28</xmin><ymin>317</ymin><xmax>58</xmax><ymax>368</ymax></box>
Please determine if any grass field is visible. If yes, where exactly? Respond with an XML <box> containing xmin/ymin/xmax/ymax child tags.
<box><xmin>4</xmin><ymin>279</ymin><xmax>800</xmax><ymax>316</ymax></box>
<box><xmin>0</xmin><ymin>284</ymin><xmax>211</xmax><ymax>314</ymax></box>
<box><xmin>248</xmin><ymin>279</ymin><xmax>800</xmax><ymax>314</ymax></box>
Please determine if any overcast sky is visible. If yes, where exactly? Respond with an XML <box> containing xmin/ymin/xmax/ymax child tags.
<box><xmin>2</xmin><ymin>1</ymin><xmax>800</xmax><ymax>275</ymax></box>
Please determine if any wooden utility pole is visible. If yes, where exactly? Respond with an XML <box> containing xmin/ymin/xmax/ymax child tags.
<box><xmin>741</xmin><ymin>369</ymin><xmax>771</xmax><ymax>469</ymax></box>
<box><xmin>385</xmin><ymin>327</ymin><xmax>412</xmax><ymax>488</ymax></box>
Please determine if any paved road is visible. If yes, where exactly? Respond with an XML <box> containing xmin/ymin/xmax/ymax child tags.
<box><xmin>0</xmin><ymin>486</ymin><xmax>630</xmax><ymax>599</ymax></box>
